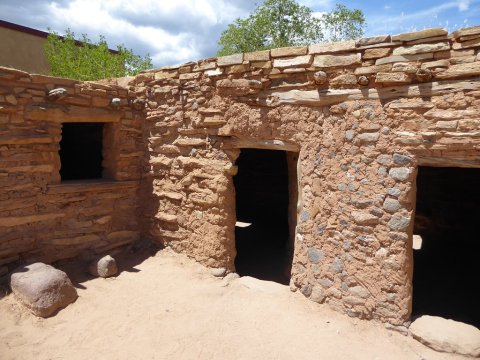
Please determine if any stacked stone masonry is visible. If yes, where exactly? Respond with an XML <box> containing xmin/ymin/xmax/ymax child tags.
<box><xmin>3</xmin><ymin>25</ymin><xmax>480</xmax><ymax>325</ymax></box>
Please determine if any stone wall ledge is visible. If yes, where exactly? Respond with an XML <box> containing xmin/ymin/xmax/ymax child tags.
<box><xmin>46</xmin><ymin>180</ymin><xmax>139</xmax><ymax>194</ymax></box>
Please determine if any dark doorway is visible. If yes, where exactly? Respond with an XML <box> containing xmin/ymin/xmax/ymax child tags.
<box><xmin>413</xmin><ymin>166</ymin><xmax>480</xmax><ymax>327</ymax></box>
<box><xmin>59</xmin><ymin>122</ymin><xmax>104</xmax><ymax>181</ymax></box>
<box><xmin>234</xmin><ymin>148</ymin><xmax>297</xmax><ymax>285</ymax></box>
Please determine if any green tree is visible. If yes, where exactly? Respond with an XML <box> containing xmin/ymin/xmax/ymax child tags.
<box><xmin>44</xmin><ymin>29</ymin><xmax>152</xmax><ymax>81</ymax></box>
<box><xmin>217</xmin><ymin>0</ymin><xmax>365</xmax><ymax>56</ymax></box>
<box><xmin>322</xmin><ymin>4</ymin><xmax>365</xmax><ymax>42</ymax></box>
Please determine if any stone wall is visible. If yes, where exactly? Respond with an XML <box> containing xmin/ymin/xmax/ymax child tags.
<box><xmin>2</xmin><ymin>25</ymin><xmax>480</xmax><ymax>325</ymax></box>
<box><xmin>135</xmin><ymin>26</ymin><xmax>480</xmax><ymax>325</ymax></box>
<box><xmin>0</xmin><ymin>67</ymin><xmax>143</xmax><ymax>274</ymax></box>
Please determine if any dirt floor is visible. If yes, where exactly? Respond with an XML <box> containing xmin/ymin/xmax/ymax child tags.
<box><xmin>0</xmin><ymin>248</ymin><xmax>469</xmax><ymax>360</ymax></box>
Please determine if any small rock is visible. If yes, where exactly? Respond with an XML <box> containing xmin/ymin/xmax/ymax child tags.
<box><xmin>89</xmin><ymin>255</ymin><xmax>118</xmax><ymax>278</ymax></box>
<box><xmin>387</xmin><ymin>187</ymin><xmax>401</xmax><ymax>197</ymax></box>
<box><xmin>357</xmin><ymin>75</ymin><xmax>369</xmax><ymax>86</ymax></box>
<box><xmin>388</xmin><ymin>214</ymin><xmax>411</xmax><ymax>231</ymax></box>
<box><xmin>310</xmin><ymin>286</ymin><xmax>326</xmax><ymax>303</ymax></box>
<box><xmin>392</xmin><ymin>153</ymin><xmax>412</xmax><ymax>166</ymax></box>
<box><xmin>220</xmin><ymin>272</ymin><xmax>240</xmax><ymax>287</ymax></box>
<box><xmin>383</xmin><ymin>198</ymin><xmax>401</xmax><ymax>213</ymax></box>
<box><xmin>313</xmin><ymin>71</ymin><xmax>328</xmax><ymax>84</ymax></box>
<box><xmin>111</xmin><ymin>98</ymin><xmax>121</xmax><ymax>106</ymax></box>
<box><xmin>307</xmin><ymin>248</ymin><xmax>324</xmax><ymax>264</ymax></box>
<box><xmin>210</xmin><ymin>267</ymin><xmax>226</xmax><ymax>277</ymax></box>
<box><xmin>48</xmin><ymin>88</ymin><xmax>67</xmax><ymax>100</ymax></box>
<box><xmin>410</xmin><ymin>315</ymin><xmax>480</xmax><ymax>357</ymax></box>
<box><xmin>357</xmin><ymin>132</ymin><xmax>380</xmax><ymax>143</ymax></box>
<box><xmin>389</xmin><ymin>167</ymin><xmax>411</xmax><ymax>181</ymax></box>
<box><xmin>10</xmin><ymin>263</ymin><xmax>78</xmax><ymax>317</ymax></box>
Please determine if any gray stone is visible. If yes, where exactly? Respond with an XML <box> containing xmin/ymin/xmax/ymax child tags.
<box><xmin>389</xmin><ymin>167</ymin><xmax>411</xmax><ymax>181</ymax></box>
<box><xmin>376</xmin><ymin>154</ymin><xmax>392</xmax><ymax>166</ymax></box>
<box><xmin>410</xmin><ymin>315</ymin><xmax>480</xmax><ymax>357</ymax></box>
<box><xmin>388</xmin><ymin>231</ymin><xmax>408</xmax><ymax>241</ymax></box>
<box><xmin>388</xmin><ymin>215</ymin><xmax>411</xmax><ymax>231</ymax></box>
<box><xmin>300</xmin><ymin>284</ymin><xmax>312</xmax><ymax>297</ymax></box>
<box><xmin>392</xmin><ymin>153</ymin><xmax>412</xmax><ymax>166</ymax></box>
<box><xmin>357</xmin><ymin>132</ymin><xmax>379</xmax><ymax>143</ymax></box>
<box><xmin>383</xmin><ymin>198</ymin><xmax>401</xmax><ymax>213</ymax></box>
<box><xmin>337</xmin><ymin>183</ymin><xmax>347</xmax><ymax>191</ymax></box>
<box><xmin>310</xmin><ymin>286</ymin><xmax>326</xmax><ymax>303</ymax></box>
<box><xmin>331</xmin><ymin>257</ymin><xmax>344</xmax><ymax>273</ymax></box>
<box><xmin>89</xmin><ymin>255</ymin><xmax>118</xmax><ymax>278</ymax></box>
<box><xmin>345</xmin><ymin>130</ymin><xmax>355</xmax><ymax>141</ymax></box>
<box><xmin>387</xmin><ymin>187</ymin><xmax>401</xmax><ymax>197</ymax></box>
<box><xmin>349</xmin><ymin>285</ymin><xmax>370</xmax><ymax>299</ymax></box>
<box><xmin>210</xmin><ymin>267</ymin><xmax>227</xmax><ymax>277</ymax></box>
<box><xmin>307</xmin><ymin>248</ymin><xmax>324</xmax><ymax>264</ymax></box>
<box><xmin>377</xmin><ymin>167</ymin><xmax>387</xmax><ymax>177</ymax></box>
<box><xmin>300</xmin><ymin>211</ymin><xmax>309</xmax><ymax>222</ymax></box>
<box><xmin>10</xmin><ymin>263</ymin><xmax>78</xmax><ymax>317</ymax></box>
<box><xmin>318</xmin><ymin>278</ymin><xmax>333</xmax><ymax>288</ymax></box>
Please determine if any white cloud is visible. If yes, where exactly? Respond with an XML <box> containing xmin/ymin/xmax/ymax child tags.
<box><xmin>458</xmin><ymin>0</ymin><xmax>470</xmax><ymax>11</ymax></box>
<box><xmin>1</xmin><ymin>0</ymin><xmax>257</xmax><ymax>67</ymax></box>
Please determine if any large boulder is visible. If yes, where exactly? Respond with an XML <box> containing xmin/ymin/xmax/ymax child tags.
<box><xmin>88</xmin><ymin>255</ymin><xmax>118</xmax><ymax>278</ymax></box>
<box><xmin>410</xmin><ymin>315</ymin><xmax>480</xmax><ymax>357</ymax></box>
<box><xmin>10</xmin><ymin>263</ymin><xmax>78</xmax><ymax>317</ymax></box>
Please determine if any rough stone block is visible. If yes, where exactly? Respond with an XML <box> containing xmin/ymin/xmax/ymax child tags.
<box><xmin>313</xmin><ymin>53</ymin><xmax>361</xmax><ymax>68</ymax></box>
<box><xmin>273</xmin><ymin>55</ymin><xmax>312</xmax><ymax>69</ymax></box>
<box><xmin>271</xmin><ymin>46</ymin><xmax>307</xmax><ymax>57</ymax></box>
<box><xmin>356</xmin><ymin>35</ymin><xmax>391</xmax><ymax>47</ymax></box>
<box><xmin>217</xmin><ymin>53</ymin><xmax>243</xmax><ymax>67</ymax></box>
<box><xmin>410</xmin><ymin>315</ymin><xmax>480</xmax><ymax>357</ymax></box>
<box><xmin>375</xmin><ymin>72</ymin><xmax>410</xmax><ymax>84</ymax></box>
<box><xmin>391</xmin><ymin>28</ymin><xmax>448</xmax><ymax>42</ymax></box>
<box><xmin>363</xmin><ymin>47</ymin><xmax>391</xmax><ymax>59</ymax></box>
<box><xmin>309</xmin><ymin>40</ymin><xmax>356</xmax><ymax>54</ymax></box>
<box><xmin>392</xmin><ymin>42</ymin><xmax>450</xmax><ymax>56</ymax></box>
<box><xmin>244</xmin><ymin>50</ymin><xmax>270</xmax><ymax>61</ymax></box>
<box><xmin>10</xmin><ymin>263</ymin><xmax>78</xmax><ymax>317</ymax></box>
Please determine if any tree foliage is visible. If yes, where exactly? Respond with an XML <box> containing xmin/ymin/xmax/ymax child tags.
<box><xmin>217</xmin><ymin>0</ymin><xmax>365</xmax><ymax>56</ymax></box>
<box><xmin>44</xmin><ymin>29</ymin><xmax>152</xmax><ymax>81</ymax></box>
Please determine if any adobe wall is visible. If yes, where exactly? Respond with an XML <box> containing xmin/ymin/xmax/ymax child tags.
<box><xmin>136</xmin><ymin>26</ymin><xmax>480</xmax><ymax>325</ymax></box>
<box><xmin>2</xmin><ymin>25</ymin><xmax>480</xmax><ymax>325</ymax></box>
<box><xmin>0</xmin><ymin>67</ymin><xmax>144</xmax><ymax>272</ymax></box>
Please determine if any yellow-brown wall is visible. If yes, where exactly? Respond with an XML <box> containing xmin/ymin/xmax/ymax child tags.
<box><xmin>0</xmin><ymin>27</ymin><xmax>50</xmax><ymax>74</ymax></box>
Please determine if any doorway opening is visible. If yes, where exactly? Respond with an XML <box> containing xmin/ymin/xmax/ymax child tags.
<box><xmin>413</xmin><ymin>166</ymin><xmax>480</xmax><ymax>327</ymax></box>
<box><xmin>234</xmin><ymin>148</ymin><xmax>298</xmax><ymax>285</ymax></box>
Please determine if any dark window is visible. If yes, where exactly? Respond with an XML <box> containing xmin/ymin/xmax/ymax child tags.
<box><xmin>59</xmin><ymin>122</ymin><xmax>104</xmax><ymax>181</ymax></box>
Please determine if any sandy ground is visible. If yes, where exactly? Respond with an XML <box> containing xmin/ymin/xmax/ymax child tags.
<box><xmin>0</xmin><ymin>248</ymin><xmax>469</xmax><ymax>360</ymax></box>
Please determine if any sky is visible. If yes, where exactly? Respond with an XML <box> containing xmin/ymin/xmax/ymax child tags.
<box><xmin>1</xmin><ymin>0</ymin><xmax>480</xmax><ymax>68</ymax></box>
